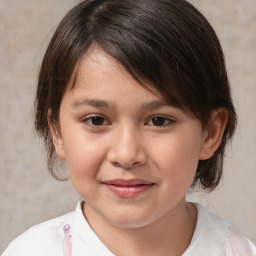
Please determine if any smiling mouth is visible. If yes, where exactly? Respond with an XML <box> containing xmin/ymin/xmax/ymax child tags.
<box><xmin>101</xmin><ymin>179</ymin><xmax>155</xmax><ymax>198</ymax></box>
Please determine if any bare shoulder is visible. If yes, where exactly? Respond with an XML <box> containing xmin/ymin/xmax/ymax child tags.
<box><xmin>226</xmin><ymin>225</ymin><xmax>256</xmax><ymax>256</ymax></box>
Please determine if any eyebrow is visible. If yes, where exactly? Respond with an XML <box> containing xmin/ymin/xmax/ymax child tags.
<box><xmin>141</xmin><ymin>100</ymin><xmax>170</xmax><ymax>110</ymax></box>
<box><xmin>72</xmin><ymin>98</ymin><xmax>172</xmax><ymax>110</ymax></box>
<box><xmin>72</xmin><ymin>99</ymin><xmax>113</xmax><ymax>108</ymax></box>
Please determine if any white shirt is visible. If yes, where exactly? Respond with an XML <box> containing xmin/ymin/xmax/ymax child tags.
<box><xmin>2</xmin><ymin>201</ymin><xmax>256</xmax><ymax>256</ymax></box>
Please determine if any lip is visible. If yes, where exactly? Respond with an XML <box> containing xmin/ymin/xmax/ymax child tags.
<box><xmin>102</xmin><ymin>179</ymin><xmax>155</xmax><ymax>198</ymax></box>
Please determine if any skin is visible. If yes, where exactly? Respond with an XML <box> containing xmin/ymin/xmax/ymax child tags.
<box><xmin>50</xmin><ymin>47</ymin><xmax>227</xmax><ymax>256</ymax></box>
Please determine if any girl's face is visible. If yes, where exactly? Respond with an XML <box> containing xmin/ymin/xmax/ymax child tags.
<box><xmin>52</xmin><ymin>47</ymin><xmax>211</xmax><ymax>228</ymax></box>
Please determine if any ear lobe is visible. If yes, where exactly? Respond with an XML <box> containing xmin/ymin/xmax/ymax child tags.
<box><xmin>199</xmin><ymin>108</ymin><xmax>228</xmax><ymax>160</ymax></box>
<box><xmin>47</xmin><ymin>111</ymin><xmax>66</xmax><ymax>160</ymax></box>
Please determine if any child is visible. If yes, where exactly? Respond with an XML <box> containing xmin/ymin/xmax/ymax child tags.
<box><xmin>2</xmin><ymin>0</ymin><xmax>256</xmax><ymax>255</ymax></box>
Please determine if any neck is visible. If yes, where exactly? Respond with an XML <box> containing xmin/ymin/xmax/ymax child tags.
<box><xmin>83</xmin><ymin>200</ymin><xmax>197</xmax><ymax>256</ymax></box>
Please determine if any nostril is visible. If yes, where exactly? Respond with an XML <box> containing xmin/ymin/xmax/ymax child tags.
<box><xmin>112</xmin><ymin>161</ymin><xmax>122</xmax><ymax>168</ymax></box>
<box><xmin>111</xmin><ymin>161</ymin><xmax>135</xmax><ymax>169</ymax></box>
<box><xmin>110</xmin><ymin>156</ymin><xmax>147</xmax><ymax>169</ymax></box>
<box><xmin>107</xmin><ymin>135</ymin><xmax>147</xmax><ymax>168</ymax></box>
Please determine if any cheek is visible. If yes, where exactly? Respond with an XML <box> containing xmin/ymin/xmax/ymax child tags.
<box><xmin>151</xmin><ymin>133</ymin><xmax>202</xmax><ymax>186</ymax></box>
<box><xmin>62</xmin><ymin>133</ymin><xmax>108</xmax><ymax>199</ymax></box>
<box><xmin>62</xmin><ymin>132</ymin><xmax>107</xmax><ymax>178</ymax></box>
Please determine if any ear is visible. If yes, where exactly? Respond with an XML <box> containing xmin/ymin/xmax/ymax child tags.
<box><xmin>47</xmin><ymin>110</ymin><xmax>66</xmax><ymax>160</ymax></box>
<box><xmin>199</xmin><ymin>108</ymin><xmax>228</xmax><ymax>160</ymax></box>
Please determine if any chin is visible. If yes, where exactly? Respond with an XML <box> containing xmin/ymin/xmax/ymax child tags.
<box><xmin>103</xmin><ymin>209</ymin><xmax>160</xmax><ymax>229</ymax></box>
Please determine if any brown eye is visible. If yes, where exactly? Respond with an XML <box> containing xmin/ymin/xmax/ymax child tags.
<box><xmin>152</xmin><ymin>117</ymin><xmax>166</xmax><ymax>126</ymax></box>
<box><xmin>83</xmin><ymin>116</ymin><xmax>109</xmax><ymax>126</ymax></box>
<box><xmin>91</xmin><ymin>116</ymin><xmax>105</xmax><ymax>126</ymax></box>
<box><xmin>146</xmin><ymin>116</ymin><xmax>173</xmax><ymax>127</ymax></box>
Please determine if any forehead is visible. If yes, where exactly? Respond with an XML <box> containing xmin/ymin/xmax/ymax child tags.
<box><xmin>68</xmin><ymin>46</ymin><xmax>164</xmax><ymax>100</ymax></box>
<box><xmin>61</xmin><ymin>46</ymin><xmax>197</xmax><ymax>120</ymax></box>
<box><xmin>56</xmin><ymin>46</ymin><xmax>200</xmax><ymax>130</ymax></box>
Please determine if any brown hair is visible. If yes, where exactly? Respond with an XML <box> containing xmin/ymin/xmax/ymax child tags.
<box><xmin>34</xmin><ymin>0</ymin><xmax>237</xmax><ymax>190</ymax></box>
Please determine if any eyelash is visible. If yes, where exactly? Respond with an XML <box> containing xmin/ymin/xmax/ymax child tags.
<box><xmin>82</xmin><ymin>115</ymin><xmax>110</xmax><ymax>127</ymax></box>
<box><xmin>82</xmin><ymin>115</ymin><xmax>174</xmax><ymax>127</ymax></box>
<box><xmin>145</xmin><ymin>116</ymin><xmax>174</xmax><ymax>127</ymax></box>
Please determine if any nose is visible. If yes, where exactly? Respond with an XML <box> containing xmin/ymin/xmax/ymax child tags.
<box><xmin>107</xmin><ymin>125</ymin><xmax>147</xmax><ymax>169</ymax></box>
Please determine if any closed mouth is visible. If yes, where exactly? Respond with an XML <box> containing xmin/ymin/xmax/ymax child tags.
<box><xmin>102</xmin><ymin>179</ymin><xmax>154</xmax><ymax>186</ymax></box>
<box><xmin>101</xmin><ymin>179</ymin><xmax>155</xmax><ymax>198</ymax></box>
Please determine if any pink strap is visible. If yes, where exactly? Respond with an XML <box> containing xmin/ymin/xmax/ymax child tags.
<box><xmin>63</xmin><ymin>224</ymin><xmax>72</xmax><ymax>256</ymax></box>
